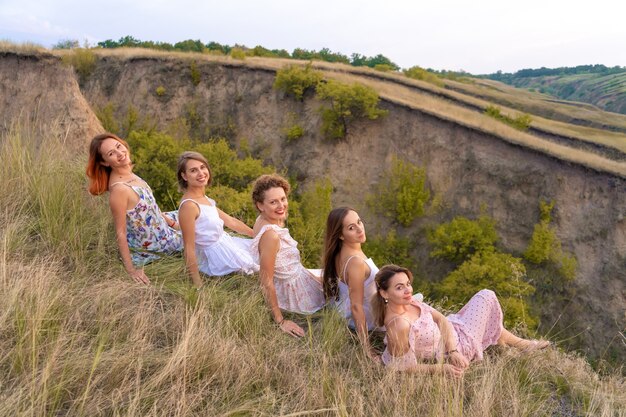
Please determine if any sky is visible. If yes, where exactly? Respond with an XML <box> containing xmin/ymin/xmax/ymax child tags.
<box><xmin>1</xmin><ymin>0</ymin><xmax>625</xmax><ymax>74</ymax></box>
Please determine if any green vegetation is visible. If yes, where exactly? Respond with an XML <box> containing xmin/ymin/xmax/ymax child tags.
<box><xmin>1</xmin><ymin>124</ymin><xmax>623</xmax><ymax>416</ymax></box>
<box><xmin>439</xmin><ymin>249</ymin><xmax>535</xmax><ymax>328</ymax></box>
<box><xmin>283</xmin><ymin>124</ymin><xmax>305</xmax><ymax>141</ymax></box>
<box><xmin>524</xmin><ymin>200</ymin><xmax>577</xmax><ymax>281</ymax></box>
<box><xmin>428</xmin><ymin>215</ymin><xmax>498</xmax><ymax>262</ymax></box>
<box><xmin>190</xmin><ymin>60</ymin><xmax>201</xmax><ymax>86</ymax></box>
<box><xmin>403</xmin><ymin>66</ymin><xmax>444</xmax><ymax>87</ymax></box>
<box><xmin>273</xmin><ymin>64</ymin><xmax>323</xmax><ymax>101</ymax></box>
<box><xmin>367</xmin><ymin>156</ymin><xmax>430</xmax><ymax>226</ymax></box>
<box><xmin>127</xmin><ymin>132</ymin><xmax>271</xmax><ymax>216</ymax></box>
<box><xmin>428</xmin><ymin>215</ymin><xmax>537</xmax><ymax>329</ymax></box>
<box><xmin>273</xmin><ymin>65</ymin><xmax>387</xmax><ymax>139</ymax></box>
<box><xmin>484</xmin><ymin>105</ymin><xmax>532</xmax><ymax>131</ymax></box>
<box><xmin>96</xmin><ymin>36</ymin><xmax>399</xmax><ymax>69</ymax></box>
<box><xmin>61</xmin><ymin>47</ymin><xmax>96</xmax><ymax>81</ymax></box>
<box><xmin>316</xmin><ymin>80</ymin><xmax>388</xmax><ymax>139</ymax></box>
<box><xmin>229</xmin><ymin>48</ymin><xmax>246</xmax><ymax>60</ymax></box>
<box><xmin>155</xmin><ymin>85</ymin><xmax>166</xmax><ymax>97</ymax></box>
<box><xmin>363</xmin><ymin>230</ymin><xmax>417</xmax><ymax>273</ymax></box>
<box><xmin>288</xmin><ymin>178</ymin><xmax>333</xmax><ymax>267</ymax></box>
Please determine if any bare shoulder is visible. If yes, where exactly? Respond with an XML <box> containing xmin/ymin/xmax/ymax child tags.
<box><xmin>343</xmin><ymin>254</ymin><xmax>368</xmax><ymax>284</ymax></box>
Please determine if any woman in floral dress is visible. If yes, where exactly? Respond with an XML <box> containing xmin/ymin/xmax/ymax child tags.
<box><xmin>86</xmin><ymin>133</ymin><xmax>182</xmax><ymax>284</ymax></box>
<box><xmin>250</xmin><ymin>174</ymin><xmax>325</xmax><ymax>338</ymax></box>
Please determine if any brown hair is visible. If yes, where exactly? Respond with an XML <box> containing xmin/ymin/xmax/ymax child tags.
<box><xmin>372</xmin><ymin>264</ymin><xmax>414</xmax><ymax>327</ymax></box>
<box><xmin>86</xmin><ymin>133</ymin><xmax>131</xmax><ymax>196</ymax></box>
<box><xmin>321</xmin><ymin>207</ymin><xmax>355</xmax><ymax>301</ymax></box>
<box><xmin>177</xmin><ymin>151</ymin><xmax>212</xmax><ymax>191</ymax></box>
<box><xmin>251</xmin><ymin>174</ymin><xmax>291</xmax><ymax>211</ymax></box>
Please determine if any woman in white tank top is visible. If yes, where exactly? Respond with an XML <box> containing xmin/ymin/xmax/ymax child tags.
<box><xmin>177</xmin><ymin>151</ymin><xmax>258</xmax><ymax>288</ymax></box>
<box><xmin>322</xmin><ymin>207</ymin><xmax>422</xmax><ymax>360</ymax></box>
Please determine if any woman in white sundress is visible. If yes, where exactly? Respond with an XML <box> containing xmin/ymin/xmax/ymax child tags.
<box><xmin>177</xmin><ymin>151</ymin><xmax>258</xmax><ymax>288</ymax></box>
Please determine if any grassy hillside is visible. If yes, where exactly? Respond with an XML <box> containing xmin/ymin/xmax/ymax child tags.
<box><xmin>482</xmin><ymin>66</ymin><xmax>626</xmax><ymax>116</ymax></box>
<box><xmin>1</xmin><ymin>121</ymin><xmax>624</xmax><ymax>416</ymax></box>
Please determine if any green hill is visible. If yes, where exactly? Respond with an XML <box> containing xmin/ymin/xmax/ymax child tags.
<box><xmin>482</xmin><ymin>65</ymin><xmax>626</xmax><ymax>115</ymax></box>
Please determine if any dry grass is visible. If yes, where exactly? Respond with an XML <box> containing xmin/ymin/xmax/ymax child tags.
<box><xmin>1</xmin><ymin>122</ymin><xmax>624</xmax><ymax>416</ymax></box>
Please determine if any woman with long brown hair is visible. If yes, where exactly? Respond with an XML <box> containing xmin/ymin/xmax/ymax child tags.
<box><xmin>86</xmin><ymin>133</ymin><xmax>182</xmax><ymax>284</ymax></box>
<box><xmin>373</xmin><ymin>264</ymin><xmax>550</xmax><ymax>375</ymax></box>
<box><xmin>322</xmin><ymin>207</ymin><xmax>422</xmax><ymax>359</ymax></box>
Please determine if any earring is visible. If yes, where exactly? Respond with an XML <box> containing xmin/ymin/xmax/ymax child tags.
<box><xmin>384</xmin><ymin>298</ymin><xmax>388</xmax><ymax>304</ymax></box>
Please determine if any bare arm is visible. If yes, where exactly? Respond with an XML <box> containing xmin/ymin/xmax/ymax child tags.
<box><xmin>217</xmin><ymin>208</ymin><xmax>254</xmax><ymax>237</ymax></box>
<box><xmin>109</xmin><ymin>186</ymin><xmax>149</xmax><ymax>284</ymax></box>
<box><xmin>431</xmin><ymin>308</ymin><xmax>470</xmax><ymax>369</ymax></box>
<box><xmin>386</xmin><ymin>318</ymin><xmax>464</xmax><ymax>376</ymax></box>
<box><xmin>258</xmin><ymin>230</ymin><xmax>304</xmax><ymax>337</ymax></box>
<box><xmin>179</xmin><ymin>201</ymin><xmax>202</xmax><ymax>288</ymax></box>
<box><xmin>344</xmin><ymin>259</ymin><xmax>371</xmax><ymax>351</ymax></box>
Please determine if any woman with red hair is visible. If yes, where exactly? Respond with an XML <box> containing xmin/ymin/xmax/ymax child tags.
<box><xmin>86</xmin><ymin>133</ymin><xmax>182</xmax><ymax>283</ymax></box>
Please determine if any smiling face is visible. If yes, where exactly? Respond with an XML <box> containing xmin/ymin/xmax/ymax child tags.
<box><xmin>380</xmin><ymin>272</ymin><xmax>413</xmax><ymax>306</ymax></box>
<box><xmin>182</xmin><ymin>158</ymin><xmax>210</xmax><ymax>189</ymax></box>
<box><xmin>99</xmin><ymin>138</ymin><xmax>131</xmax><ymax>168</ymax></box>
<box><xmin>340</xmin><ymin>210</ymin><xmax>366</xmax><ymax>244</ymax></box>
<box><xmin>256</xmin><ymin>186</ymin><xmax>288</xmax><ymax>225</ymax></box>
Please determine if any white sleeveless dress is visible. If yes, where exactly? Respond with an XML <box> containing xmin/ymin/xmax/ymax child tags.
<box><xmin>334</xmin><ymin>256</ymin><xmax>380</xmax><ymax>331</ymax></box>
<box><xmin>250</xmin><ymin>224</ymin><xmax>325</xmax><ymax>314</ymax></box>
<box><xmin>180</xmin><ymin>196</ymin><xmax>258</xmax><ymax>276</ymax></box>
<box><xmin>334</xmin><ymin>256</ymin><xmax>423</xmax><ymax>331</ymax></box>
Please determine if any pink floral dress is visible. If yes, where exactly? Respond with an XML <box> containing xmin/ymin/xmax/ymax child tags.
<box><xmin>250</xmin><ymin>224</ymin><xmax>325</xmax><ymax>314</ymax></box>
<box><xmin>382</xmin><ymin>289</ymin><xmax>504</xmax><ymax>370</ymax></box>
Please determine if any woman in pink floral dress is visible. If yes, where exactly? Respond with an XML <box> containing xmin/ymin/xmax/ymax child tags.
<box><xmin>250</xmin><ymin>174</ymin><xmax>325</xmax><ymax>338</ymax></box>
<box><xmin>372</xmin><ymin>265</ymin><xmax>550</xmax><ymax>376</ymax></box>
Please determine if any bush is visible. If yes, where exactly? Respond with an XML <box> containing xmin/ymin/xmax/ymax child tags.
<box><xmin>288</xmin><ymin>178</ymin><xmax>333</xmax><ymax>267</ymax></box>
<box><xmin>284</xmin><ymin>124</ymin><xmax>304</xmax><ymax>141</ymax></box>
<box><xmin>367</xmin><ymin>156</ymin><xmax>429</xmax><ymax>226</ymax></box>
<box><xmin>484</xmin><ymin>105</ymin><xmax>532</xmax><ymax>131</ymax></box>
<box><xmin>273</xmin><ymin>64</ymin><xmax>323</xmax><ymax>101</ymax></box>
<box><xmin>403</xmin><ymin>66</ymin><xmax>444</xmax><ymax>87</ymax></box>
<box><xmin>363</xmin><ymin>229</ymin><xmax>417</xmax><ymax>272</ymax></box>
<box><xmin>428</xmin><ymin>215</ymin><xmax>498</xmax><ymax>262</ymax></box>
<box><xmin>230</xmin><ymin>48</ymin><xmax>246</xmax><ymax>60</ymax></box>
<box><xmin>61</xmin><ymin>48</ymin><xmax>96</xmax><ymax>81</ymax></box>
<box><xmin>126</xmin><ymin>132</ymin><xmax>273</xmax><ymax>211</ymax></box>
<box><xmin>437</xmin><ymin>249</ymin><xmax>537</xmax><ymax>328</ymax></box>
<box><xmin>524</xmin><ymin>200</ymin><xmax>577</xmax><ymax>281</ymax></box>
<box><xmin>190</xmin><ymin>61</ymin><xmax>201</xmax><ymax>86</ymax></box>
<box><xmin>155</xmin><ymin>86</ymin><xmax>166</xmax><ymax>97</ymax></box>
<box><xmin>316</xmin><ymin>80</ymin><xmax>388</xmax><ymax>139</ymax></box>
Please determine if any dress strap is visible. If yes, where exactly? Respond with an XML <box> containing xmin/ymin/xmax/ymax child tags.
<box><xmin>386</xmin><ymin>314</ymin><xmax>414</xmax><ymax>327</ymax></box>
<box><xmin>110</xmin><ymin>181</ymin><xmax>132</xmax><ymax>189</ymax></box>
<box><xmin>340</xmin><ymin>255</ymin><xmax>369</xmax><ymax>284</ymax></box>
<box><xmin>179</xmin><ymin>198</ymin><xmax>201</xmax><ymax>210</ymax></box>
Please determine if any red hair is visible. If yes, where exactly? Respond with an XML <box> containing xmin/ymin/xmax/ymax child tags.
<box><xmin>86</xmin><ymin>133</ymin><xmax>131</xmax><ymax>195</ymax></box>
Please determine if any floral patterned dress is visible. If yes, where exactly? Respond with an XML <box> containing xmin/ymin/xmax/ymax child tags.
<box><xmin>113</xmin><ymin>182</ymin><xmax>183</xmax><ymax>266</ymax></box>
<box><xmin>250</xmin><ymin>224</ymin><xmax>325</xmax><ymax>314</ymax></box>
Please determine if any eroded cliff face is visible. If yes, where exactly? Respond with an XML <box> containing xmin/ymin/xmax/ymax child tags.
<box><xmin>0</xmin><ymin>51</ymin><xmax>102</xmax><ymax>146</ymax></box>
<box><xmin>3</xmin><ymin>53</ymin><xmax>624</xmax><ymax>361</ymax></box>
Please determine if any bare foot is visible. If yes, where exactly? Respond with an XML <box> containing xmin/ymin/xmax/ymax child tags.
<box><xmin>512</xmin><ymin>339</ymin><xmax>551</xmax><ymax>352</ymax></box>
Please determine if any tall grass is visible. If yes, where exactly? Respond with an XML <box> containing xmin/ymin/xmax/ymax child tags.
<box><xmin>0</xmin><ymin>124</ymin><xmax>624</xmax><ymax>416</ymax></box>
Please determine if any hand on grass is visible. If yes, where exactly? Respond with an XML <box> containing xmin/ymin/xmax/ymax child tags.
<box><xmin>279</xmin><ymin>319</ymin><xmax>305</xmax><ymax>338</ymax></box>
